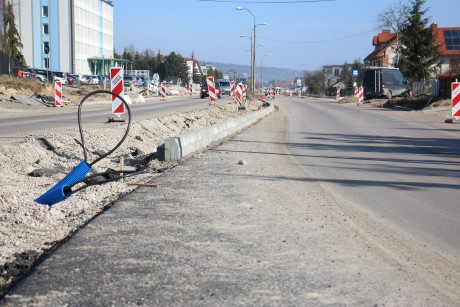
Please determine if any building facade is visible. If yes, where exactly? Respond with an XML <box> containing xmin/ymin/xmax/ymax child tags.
<box><xmin>11</xmin><ymin>0</ymin><xmax>120</xmax><ymax>75</ymax></box>
<box><xmin>323</xmin><ymin>64</ymin><xmax>344</xmax><ymax>88</ymax></box>
<box><xmin>364</xmin><ymin>25</ymin><xmax>460</xmax><ymax>76</ymax></box>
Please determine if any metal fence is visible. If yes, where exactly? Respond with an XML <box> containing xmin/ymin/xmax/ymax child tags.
<box><xmin>411</xmin><ymin>79</ymin><xmax>439</xmax><ymax>97</ymax></box>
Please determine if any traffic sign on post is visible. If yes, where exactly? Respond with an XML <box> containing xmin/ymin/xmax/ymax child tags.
<box><xmin>110</xmin><ymin>67</ymin><xmax>124</xmax><ymax>115</ymax></box>
<box><xmin>452</xmin><ymin>82</ymin><xmax>460</xmax><ymax>119</ymax></box>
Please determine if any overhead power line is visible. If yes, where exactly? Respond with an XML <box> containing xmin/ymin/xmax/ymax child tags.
<box><xmin>198</xmin><ymin>0</ymin><xmax>337</xmax><ymax>3</ymax></box>
<box><xmin>258</xmin><ymin>30</ymin><xmax>375</xmax><ymax>44</ymax></box>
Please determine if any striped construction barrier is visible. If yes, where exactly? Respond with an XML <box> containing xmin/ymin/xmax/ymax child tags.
<box><xmin>161</xmin><ymin>81</ymin><xmax>166</xmax><ymax>98</ymax></box>
<box><xmin>452</xmin><ymin>82</ymin><xmax>460</xmax><ymax>118</ymax></box>
<box><xmin>207</xmin><ymin>76</ymin><xmax>217</xmax><ymax>103</ymax></box>
<box><xmin>358</xmin><ymin>87</ymin><xmax>364</xmax><ymax>105</ymax></box>
<box><xmin>110</xmin><ymin>67</ymin><xmax>124</xmax><ymax>114</ymax></box>
<box><xmin>230</xmin><ymin>81</ymin><xmax>235</xmax><ymax>98</ymax></box>
<box><xmin>354</xmin><ymin>87</ymin><xmax>359</xmax><ymax>97</ymax></box>
<box><xmin>189</xmin><ymin>83</ymin><xmax>193</xmax><ymax>96</ymax></box>
<box><xmin>55</xmin><ymin>80</ymin><xmax>62</xmax><ymax>107</ymax></box>
<box><xmin>336</xmin><ymin>88</ymin><xmax>340</xmax><ymax>100</ymax></box>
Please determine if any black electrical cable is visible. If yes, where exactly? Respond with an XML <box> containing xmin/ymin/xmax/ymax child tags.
<box><xmin>66</xmin><ymin>89</ymin><xmax>139</xmax><ymax>196</ymax></box>
<box><xmin>78</xmin><ymin>89</ymin><xmax>132</xmax><ymax>166</ymax></box>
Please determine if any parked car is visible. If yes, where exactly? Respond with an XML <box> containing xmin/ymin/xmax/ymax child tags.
<box><xmin>66</xmin><ymin>74</ymin><xmax>79</xmax><ymax>85</ymax></box>
<box><xmin>88</xmin><ymin>75</ymin><xmax>99</xmax><ymax>85</ymax></box>
<box><xmin>200</xmin><ymin>80</ymin><xmax>221</xmax><ymax>99</ymax></box>
<box><xmin>52</xmin><ymin>71</ymin><xmax>67</xmax><ymax>85</ymax></box>
<box><xmin>363</xmin><ymin>67</ymin><xmax>410</xmax><ymax>99</ymax></box>
<box><xmin>124</xmin><ymin>75</ymin><xmax>136</xmax><ymax>87</ymax></box>
<box><xmin>33</xmin><ymin>69</ymin><xmax>54</xmax><ymax>82</ymax></box>
<box><xmin>141</xmin><ymin>76</ymin><xmax>151</xmax><ymax>85</ymax></box>
<box><xmin>218</xmin><ymin>79</ymin><xmax>232</xmax><ymax>96</ymax></box>
<box><xmin>80</xmin><ymin>75</ymin><xmax>90</xmax><ymax>84</ymax></box>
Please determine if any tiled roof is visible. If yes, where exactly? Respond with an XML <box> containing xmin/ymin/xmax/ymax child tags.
<box><xmin>372</xmin><ymin>30</ymin><xmax>396</xmax><ymax>46</ymax></box>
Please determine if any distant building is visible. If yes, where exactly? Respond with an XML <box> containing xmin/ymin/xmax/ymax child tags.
<box><xmin>322</xmin><ymin>64</ymin><xmax>344</xmax><ymax>88</ymax></box>
<box><xmin>183</xmin><ymin>58</ymin><xmax>204</xmax><ymax>81</ymax></box>
<box><xmin>10</xmin><ymin>0</ymin><xmax>126</xmax><ymax>75</ymax></box>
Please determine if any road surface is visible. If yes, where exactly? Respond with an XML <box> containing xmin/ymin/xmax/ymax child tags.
<box><xmin>0</xmin><ymin>96</ymin><xmax>211</xmax><ymax>136</ymax></box>
<box><xmin>2</xmin><ymin>96</ymin><xmax>459</xmax><ymax>305</ymax></box>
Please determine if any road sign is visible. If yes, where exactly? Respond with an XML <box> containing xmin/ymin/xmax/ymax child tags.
<box><xmin>353</xmin><ymin>70</ymin><xmax>358</xmax><ymax>77</ymax></box>
<box><xmin>452</xmin><ymin>82</ymin><xmax>460</xmax><ymax>118</ymax></box>
<box><xmin>110</xmin><ymin>67</ymin><xmax>124</xmax><ymax>115</ymax></box>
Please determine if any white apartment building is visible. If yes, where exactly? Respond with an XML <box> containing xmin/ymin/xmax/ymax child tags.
<box><xmin>11</xmin><ymin>0</ymin><xmax>124</xmax><ymax>75</ymax></box>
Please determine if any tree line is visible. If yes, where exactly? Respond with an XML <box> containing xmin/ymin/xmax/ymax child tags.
<box><xmin>118</xmin><ymin>47</ymin><xmax>224</xmax><ymax>84</ymax></box>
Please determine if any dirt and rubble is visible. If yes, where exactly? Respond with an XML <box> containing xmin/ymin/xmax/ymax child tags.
<box><xmin>0</xmin><ymin>76</ymin><xmax>263</xmax><ymax>296</ymax></box>
<box><xmin>0</xmin><ymin>76</ymin><xmax>458</xmax><ymax>297</ymax></box>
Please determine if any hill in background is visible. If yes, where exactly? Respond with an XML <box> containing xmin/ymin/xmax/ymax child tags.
<box><xmin>203</xmin><ymin>61</ymin><xmax>301</xmax><ymax>85</ymax></box>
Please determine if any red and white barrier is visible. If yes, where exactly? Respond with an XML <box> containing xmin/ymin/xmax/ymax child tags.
<box><xmin>358</xmin><ymin>87</ymin><xmax>364</xmax><ymax>105</ymax></box>
<box><xmin>268</xmin><ymin>88</ymin><xmax>275</xmax><ymax>99</ymax></box>
<box><xmin>354</xmin><ymin>87</ymin><xmax>359</xmax><ymax>97</ymax></box>
<box><xmin>230</xmin><ymin>81</ymin><xmax>235</xmax><ymax>98</ymax></box>
<box><xmin>207</xmin><ymin>76</ymin><xmax>217</xmax><ymax>103</ymax></box>
<box><xmin>242</xmin><ymin>85</ymin><xmax>247</xmax><ymax>100</ymax></box>
<box><xmin>452</xmin><ymin>82</ymin><xmax>460</xmax><ymax>118</ymax></box>
<box><xmin>336</xmin><ymin>88</ymin><xmax>340</xmax><ymax>100</ymax></box>
<box><xmin>189</xmin><ymin>82</ymin><xmax>193</xmax><ymax>96</ymax></box>
<box><xmin>110</xmin><ymin>67</ymin><xmax>124</xmax><ymax>115</ymax></box>
<box><xmin>161</xmin><ymin>81</ymin><xmax>166</xmax><ymax>98</ymax></box>
<box><xmin>297</xmin><ymin>90</ymin><xmax>301</xmax><ymax>98</ymax></box>
<box><xmin>55</xmin><ymin>80</ymin><xmax>62</xmax><ymax>107</ymax></box>
<box><xmin>235</xmin><ymin>83</ymin><xmax>243</xmax><ymax>106</ymax></box>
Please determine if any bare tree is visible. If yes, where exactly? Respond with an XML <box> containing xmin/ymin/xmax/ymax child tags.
<box><xmin>376</xmin><ymin>0</ymin><xmax>410</xmax><ymax>66</ymax></box>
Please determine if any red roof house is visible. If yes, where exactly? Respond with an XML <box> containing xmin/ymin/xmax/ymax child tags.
<box><xmin>364</xmin><ymin>24</ymin><xmax>460</xmax><ymax>75</ymax></box>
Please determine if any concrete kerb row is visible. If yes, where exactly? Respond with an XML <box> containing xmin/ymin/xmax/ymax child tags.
<box><xmin>163</xmin><ymin>105</ymin><xmax>275</xmax><ymax>161</ymax></box>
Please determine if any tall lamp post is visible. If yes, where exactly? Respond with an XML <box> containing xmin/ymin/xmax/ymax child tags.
<box><xmin>261</xmin><ymin>54</ymin><xmax>270</xmax><ymax>90</ymax></box>
<box><xmin>240</xmin><ymin>34</ymin><xmax>252</xmax><ymax>86</ymax></box>
<box><xmin>236</xmin><ymin>6</ymin><xmax>266</xmax><ymax>100</ymax></box>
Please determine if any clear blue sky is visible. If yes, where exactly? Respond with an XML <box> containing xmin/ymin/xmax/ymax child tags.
<box><xmin>114</xmin><ymin>0</ymin><xmax>458</xmax><ymax>71</ymax></box>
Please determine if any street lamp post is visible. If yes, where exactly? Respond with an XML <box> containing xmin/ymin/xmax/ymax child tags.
<box><xmin>240</xmin><ymin>34</ymin><xmax>252</xmax><ymax>86</ymax></box>
<box><xmin>236</xmin><ymin>6</ymin><xmax>266</xmax><ymax>100</ymax></box>
<box><xmin>261</xmin><ymin>54</ymin><xmax>270</xmax><ymax>91</ymax></box>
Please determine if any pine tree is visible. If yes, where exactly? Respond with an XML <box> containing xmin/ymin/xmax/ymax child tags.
<box><xmin>399</xmin><ymin>0</ymin><xmax>440</xmax><ymax>81</ymax></box>
<box><xmin>164</xmin><ymin>52</ymin><xmax>188</xmax><ymax>82</ymax></box>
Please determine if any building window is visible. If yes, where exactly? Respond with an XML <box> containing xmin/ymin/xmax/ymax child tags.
<box><xmin>44</xmin><ymin>58</ymin><xmax>49</xmax><ymax>69</ymax></box>
<box><xmin>43</xmin><ymin>6</ymin><xmax>48</xmax><ymax>18</ymax></box>
<box><xmin>43</xmin><ymin>42</ymin><xmax>50</xmax><ymax>55</ymax></box>
<box><xmin>43</xmin><ymin>23</ymin><xmax>49</xmax><ymax>35</ymax></box>
<box><xmin>334</xmin><ymin>69</ymin><xmax>340</xmax><ymax>77</ymax></box>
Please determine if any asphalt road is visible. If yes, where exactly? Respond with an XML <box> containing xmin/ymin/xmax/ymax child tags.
<box><xmin>284</xmin><ymin>97</ymin><xmax>460</xmax><ymax>258</ymax></box>
<box><xmin>2</xmin><ymin>96</ymin><xmax>460</xmax><ymax>305</ymax></box>
<box><xmin>0</xmin><ymin>96</ymin><xmax>211</xmax><ymax>136</ymax></box>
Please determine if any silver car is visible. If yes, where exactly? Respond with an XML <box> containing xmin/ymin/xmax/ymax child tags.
<box><xmin>218</xmin><ymin>79</ymin><xmax>232</xmax><ymax>96</ymax></box>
